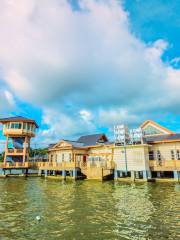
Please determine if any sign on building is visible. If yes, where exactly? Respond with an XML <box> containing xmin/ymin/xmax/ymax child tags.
<box><xmin>114</xmin><ymin>125</ymin><xmax>130</xmax><ymax>145</ymax></box>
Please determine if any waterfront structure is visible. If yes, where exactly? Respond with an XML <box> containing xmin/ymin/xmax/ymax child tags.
<box><xmin>0</xmin><ymin>116</ymin><xmax>179</xmax><ymax>181</ymax></box>
<box><xmin>114</xmin><ymin>120</ymin><xmax>180</xmax><ymax>181</ymax></box>
<box><xmin>47</xmin><ymin>120</ymin><xmax>180</xmax><ymax>181</ymax></box>
<box><xmin>41</xmin><ymin>134</ymin><xmax>114</xmax><ymax>179</ymax></box>
<box><xmin>0</xmin><ymin>116</ymin><xmax>38</xmax><ymax>175</ymax></box>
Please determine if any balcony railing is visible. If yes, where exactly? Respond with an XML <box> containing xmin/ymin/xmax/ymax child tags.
<box><xmin>7</xmin><ymin>149</ymin><xmax>23</xmax><ymax>154</ymax></box>
<box><xmin>149</xmin><ymin>160</ymin><xmax>180</xmax><ymax>170</ymax></box>
<box><xmin>0</xmin><ymin>162</ymin><xmax>29</xmax><ymax>168</ymax></box>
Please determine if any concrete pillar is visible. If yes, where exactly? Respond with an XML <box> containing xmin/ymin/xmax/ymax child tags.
<box><xmin>62</xmin><ymin>170</ymin><xmax>66</xmax><ymax>179</ymax></box>
<box><xmin>38</xmin><ymin>169</ymin><xmax>42</xmax><ymax>176</ymax></box>
<box><xmin>147</xmin><ymin>171</ymin><xmax>152</xmax><ymax>179</ymax></box>
<box><xmin>119</xmin><ymin>171</ymin><xmax>123</xmax><ymax>177</ymax></box>
<box><xmin>173</xmin><ymin>170</ymin><xmax>179</xmax><ymax>180</ymax></box>
<box><xmin>143</xmin><ymin>170</ymin><xmax>147</xmax><ymax>179</ymax></box>
<box><xmin>114</xmin><ymin>170</ymin><xmax>118</xmax><ymax>179</ymax></box>
<box><xmin>73</xmin><ymin>169</ymin><xmax>77</xmax><ymax>179</ymax></box>
<box><xmin>135</xmin><ymin>171</ymin><xmax>139</xmax><ymax>179</ymax></box>
<box><xmin>131</xmin><ymin>171</ymin><xmax>135</xmax><ymax>181</ymax></box>
<box><xmin>44</xmin><ymin>169</ymin><xmax>48</xmax><ymax>177</ymax></box>
<box><xmin>157</xmin><ymin>171</ymin><xmax>161</xmax><ymax>178</ymax></box>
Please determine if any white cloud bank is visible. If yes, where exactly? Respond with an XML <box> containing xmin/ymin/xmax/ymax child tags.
<box><xmin>0</xmin><ymin>0</ymin><xmax>179</xmax><ymax>140</ymax></box>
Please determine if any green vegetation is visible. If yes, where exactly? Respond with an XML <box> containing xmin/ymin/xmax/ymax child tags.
<box><xmin>29</xmin><ymin>148</ymin><xmax>48</xmax><ymax>158</ymax></box>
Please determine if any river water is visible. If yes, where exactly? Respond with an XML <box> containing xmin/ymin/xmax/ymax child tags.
<box><xmin>0</xmin><ymin>178</ymin><xmax>179</xmax><ymax>240</ymax></box>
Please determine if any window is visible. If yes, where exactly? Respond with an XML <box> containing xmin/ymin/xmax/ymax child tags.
<box><xmin>157</xmin><ymin>150</ymin><xmax>161</xmax><ymax>161</ymax></box>
<box><xmin>69</xmin><ymin>153</ymin><xmax>72</xmax><ymax>162</ymax></box>
<box><xmin>27</xmin><ymin>124</ymin><xmax>31</xmax><ymax>131</ymax></box>
<box><xmin>11</xmin><ymin>122</ymin><xmax>22</xmax><ymax>129</ymax></box>
<box><xmin>171</xmin><ymin>150</ymin><xmax>175</xmax><ymax>160</ymax></box>
<box><xmin>177</xmin><ymin>150</ymin><xmax>180</xmax><ymax>160</ymax></box>
<box><xmin>149</xmin><ymin>151</ymin><xmax>154</xmax><ymax>160</ymax></box>
<box><xmin>62</xmin><ymin>154</ymin><xmax>64</xmax><ymax>162</ymax></box>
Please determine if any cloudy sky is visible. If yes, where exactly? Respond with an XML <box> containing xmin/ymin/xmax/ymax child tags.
<box><xmin>0</xmin><ymin>0</ymin><xmax>180</xmax><ymax>147</ymax></box>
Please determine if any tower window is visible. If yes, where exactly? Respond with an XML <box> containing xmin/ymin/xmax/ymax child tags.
<box><xmin>171</xmin><ymin>150</ymin><xmax>175</xmax><ymax>160</ymax></box>
<box><xmin>177</xmin><ymin>150</ymin><xmax>180</xmax><ymax>160</ymax></box>
<box><xmin>157</xmin><ymin>150</ymin><xmax>161</xmax><ymax>161</ymax></box>
<box><xmin>149</xmin><ymin>151</ymin><xmax>154</xmax><ymax>160</ymax></box>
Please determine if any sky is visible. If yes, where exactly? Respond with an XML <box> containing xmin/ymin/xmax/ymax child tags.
<box><xmin>0</xmin><ymin>0</ymin><xmax>180</xmax><ymax>148</ymax></box>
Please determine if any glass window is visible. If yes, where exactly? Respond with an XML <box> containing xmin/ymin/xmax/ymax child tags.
<box><xmin>62</xmin><ymin>154</ymin><xmax>64</xmax><ymax>162</ymax></box>
<box><xmin>171</xmin><ymin>150</ymin><xmax>175</xmax><ymax>160</ymax></box>
<box><xmin>177</xmin><ymin>150</ymin><xmax>180</xmax><ymax>160</ymax></box>
<box><xmin>11</xmin><ymin>122</ymin><xmax>22</xmax><ymax>129</ymax></box>
<box><xmin>27</xmin><ymin>123</ymin><xmax>31</xmax><ymax>130</ymax></box>
<box><xmin>157</xmin><ymin>150</ymin><xmax>161</xmax><ymax>161</ymax></box>
<box><xmin>149</xmin><ymin>151</ymin><xmax>154</xmax><ymax>160</ymax></box>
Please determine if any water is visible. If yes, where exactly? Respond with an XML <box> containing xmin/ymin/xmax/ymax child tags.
<box><xmin>0</xmin><ymin>178</ymin><xmax>179</xmax><ymax>240</ymax></box>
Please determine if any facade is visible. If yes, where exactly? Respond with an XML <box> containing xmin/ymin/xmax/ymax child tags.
<box><xmin>46</xmin><ymin>134</ymin><xmax>114</xmax><ymax>179</ymax></box>
<box><xmin>0</xmin><ymin>116</ymin><xmax>38</xmax><ymax>164</ymax></box>
<box><xmin>48</xmin><ymin>120</ymin><xmax>180</xmax><ymax>181</ymax></box>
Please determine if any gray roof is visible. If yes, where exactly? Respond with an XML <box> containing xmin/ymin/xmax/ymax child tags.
<box><xmin>49</xmin><ymin>133</ymin><xmax>109</xmax><ymax>149</ymax></box>
<box><xmin>145</xmin><ymin>133</ymin><xmax>180</xmax><ymax>143</ymax></box>
<box><xmin>0</xmin><ymin>116</ymin><xmax>39</xmax><ymax>128</ymax></box>
<box><xmin>64</xmin><ymin>140</ymin><xmax>84</xmax><ymax>148</ymax></box>
<box><xmin>77</xmin><ymin>133</ymin><xmax>108</xmax><ymax>146</ymax></box>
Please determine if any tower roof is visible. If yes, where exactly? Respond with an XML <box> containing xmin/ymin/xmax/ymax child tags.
<box><xmin>0</xmin><ymin>116</ymin><xmax>39</xmax><ymax>128</ymax></box>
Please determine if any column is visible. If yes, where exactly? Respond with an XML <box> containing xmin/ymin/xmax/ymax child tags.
<box><xmin>44</xmin><ymin>169</ymin><xmax>48</xmax><ymax>177</ymax></box>
<box><xmin>114</xmin><ymin>170</ymin><xmax>118</xmax><ymax>179</ymax></box>
<box><xmin>143</xmin><ymin>170</ymin><xmax>148</xmax><ymax>180</ymax></box>
<box><xmin>73</xmin><ymin>169</ymin><xmax>77</xmax><ymax>179</ymax></box>
<box><xmin>38</xmin><ymin>169</ymin><xmax>42</xmax><ymax>176</ymax></box>
<box><xmin>173</xmin><ymin>170</ymin><xmax>179</xmax><ymax>180</ymax></box>
<box><xmin>147</xmin><ymin>171</ymin><xmax>152</xmax><ymax>179</ymax></box>
<box><xmin>135</xmin><ymin>171</ymin><xmax>139</xmax><ymax>179</ymax></box>
<box><xmin>4</xmin><ymin>135</ymin><xmax>9</xmax><ymax>164</ymax></box>
<box><xmin>62</xmin><ymin>170</ymin><xmax>66</xmax><ymax>179</ymax></box>
<box><xmin>23</xmin><ymin>136</ymin><xmax>27</xmax><ymax>163</ymax></box>
<box><xmin>157</xmin><ymin>171</ymin><xmax>161</xmax><ymax>178</ymax></box>
<box><xmin>131</xmin><ymin>171</ymin><xmax>135</xmax><ymax>181</ymax></box>
<box><xmin>119</xmin><ymin>171</ymin><xmax>123</xmax><ymax>177</ymax></box>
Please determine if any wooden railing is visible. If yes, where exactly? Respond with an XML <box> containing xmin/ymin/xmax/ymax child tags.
<box><xmin>79</xmin><ymin>161</ymin><xmax>115</xmax><ymax>169</ymax></box>
<box><xmin>149</xmin><ymin>160</ymin><xmax>180</xmax><ymax>170</ymax></box>
<box><xmin>0</xmin><ymin>162</ymin><xmax>29</xmax><ymax>168</ymax></box>
<box><xmin>33</xmin><ymin>161</ymin><xmax>77</xmax><ymax>169</ymax></box>
<box><xmin>7</xmin><ymin>149</ymin><xmax>23</xmax><ymax>154</ymax></box>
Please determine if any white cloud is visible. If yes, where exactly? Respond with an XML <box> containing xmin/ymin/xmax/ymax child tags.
<box><xmin>36</xmin><ymin>108</ymin><xmax>96</xmax><ymax>144</ymax></box>
<box><xmin>0</xmin><ymin>0</ymin><xmax>179</xmax><ymax>138</ymax></box>
<box><xmin>4</xmin><ymin>90</ymin><xmax>16</xmax><ymax>107</ymax></box>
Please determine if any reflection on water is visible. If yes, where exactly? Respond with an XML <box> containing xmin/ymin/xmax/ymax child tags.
<box><xmin>0</xmin><ymin>178</ymin><xmax>179</xmax><ymax>240</ymax></box>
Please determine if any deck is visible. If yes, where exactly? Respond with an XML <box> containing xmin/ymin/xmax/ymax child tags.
<box><xmin>149</xmin><ymin>160</ymin><xmax>180</xmax><ymax>171</ymax></box>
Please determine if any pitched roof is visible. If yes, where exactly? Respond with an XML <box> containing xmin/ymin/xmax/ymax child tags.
<box><xmin>145</xmin><ymin>133</ymin><xmax>180</xmax><ymax>143</ymax></box>
<box><xmin>77</xmin><ymin>133</ymin><xmax>108</xmax><ymax>146</ymax></box>
<box><xmin>140</xmin><ymin>120</ymin><xmax>174</xmax><ymax>134</ymax></box>
<box><xmin>64</xmin><ymin>140</ymin><xmax>84</xmax><ymax>148</ymax></box>
<box><xmin>0</xmin><ymin>116</ymin><xmax>39</xmax><ymax>128</ymax></box>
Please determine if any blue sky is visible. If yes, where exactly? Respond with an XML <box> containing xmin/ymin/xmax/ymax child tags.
<box><xmin>0</xmin><ymin>0</ymin><xmax>180</xmax><ymax>148</ymax></box>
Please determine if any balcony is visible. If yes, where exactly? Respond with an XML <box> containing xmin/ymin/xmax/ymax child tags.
<box><xmin>0</xmin><ymin>162</ymin><xmax>29</xmax><ymax>169</ymax></box>
<box><xmin>149</xmin><ymin>160</ymin><xmax>180</xmax><ymax>171</ymax></box>
<box><xmin>7</xmin><ymin>149</ymin><xmax>23</xmax><ymax>155</ymax></box>
<box><xmin>3</xmin><ymin>128</ymin><xmax>35</xmax><ymax>137</ymax></box>
<box><xmin>35</xmin><ymin>162</ymin><xmax>77</xmax><ymax>170</ymax></box>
